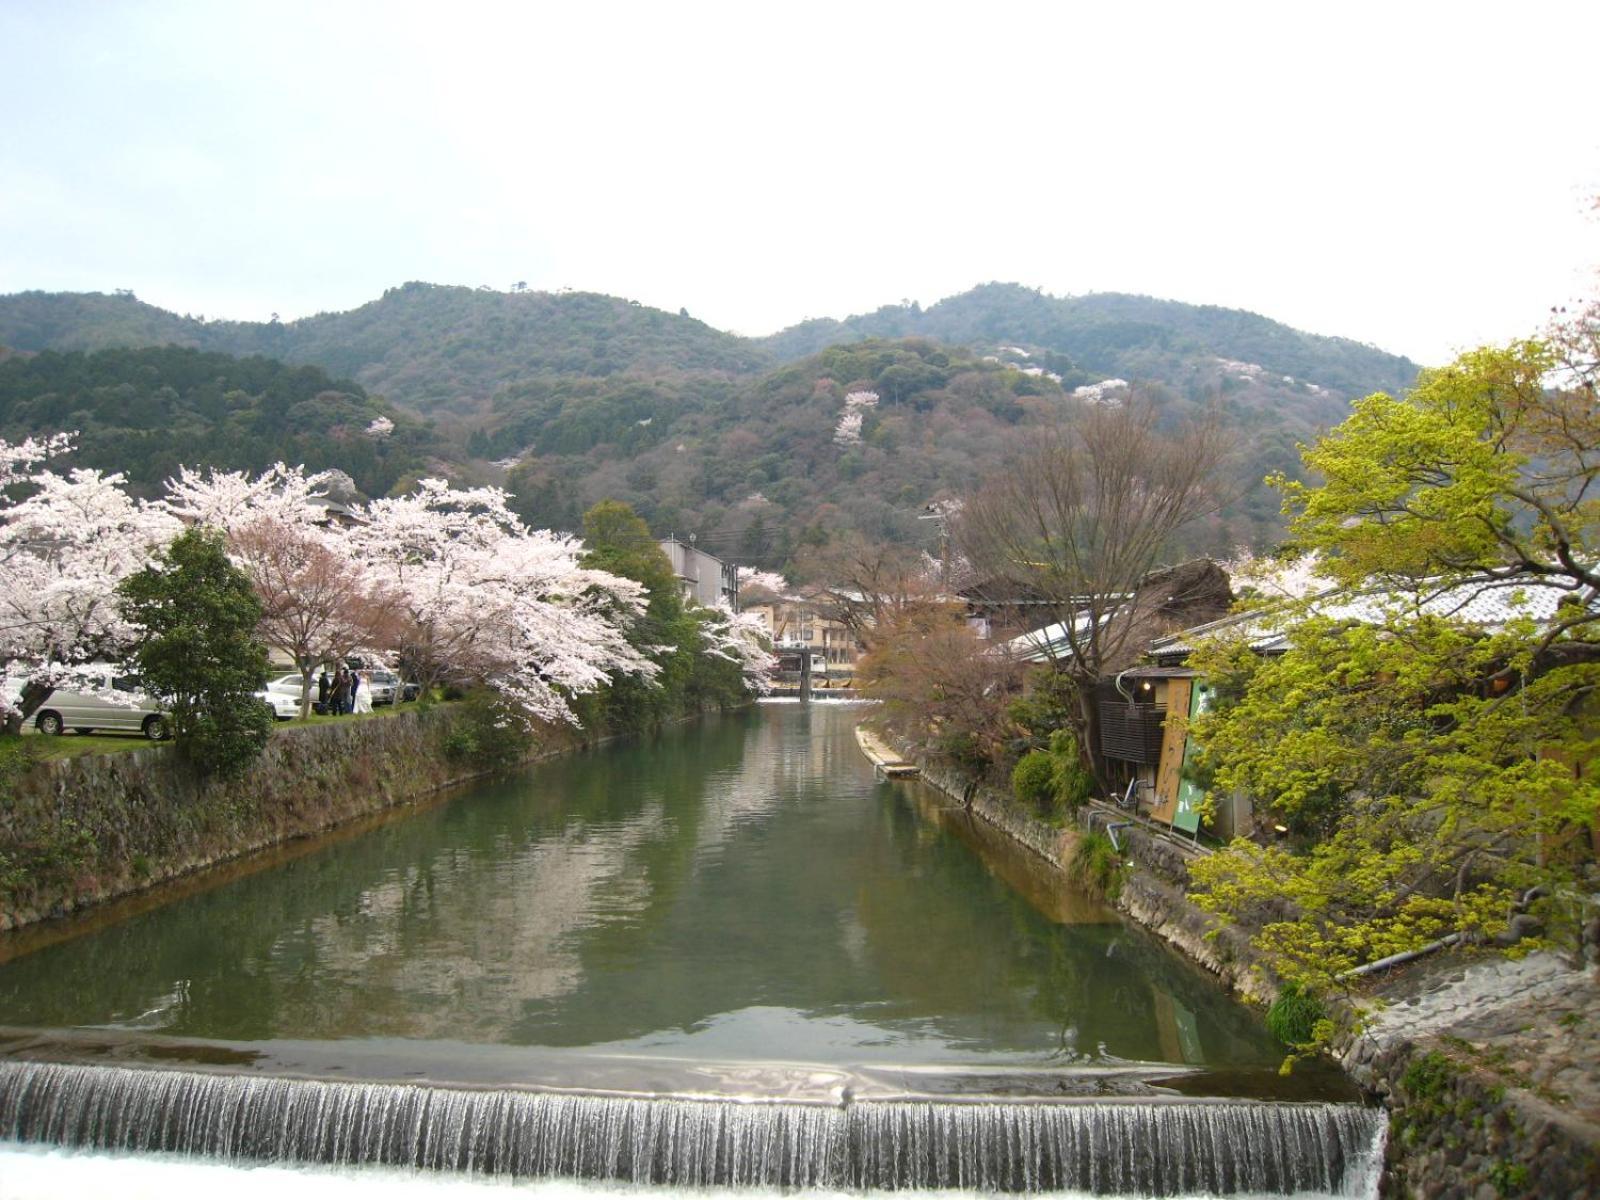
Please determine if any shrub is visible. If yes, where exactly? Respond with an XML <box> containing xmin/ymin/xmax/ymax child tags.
<box><xmin>1266</xmin><ymin>981</ymin><xmax>1326</xmax><ymax>1046</ymax></box>
<box><xmin>1047</xmin><ymin>730</ymin><xmax>1095</xmax><ymax>812</ymax></box>
<box><xmin>442</xmin><ymin>692</ymin><xmax>534</xmax><ymax>766</ymax></box>
<box><xmin>1012</xmin><ymin>750</ymin><xmax>1056</xmax><ymax>807</ymax></box>
<box><xmin>1070</xmin><ymin>831</ymin><xmax>1126</xmax><ymax>901</ymax></box>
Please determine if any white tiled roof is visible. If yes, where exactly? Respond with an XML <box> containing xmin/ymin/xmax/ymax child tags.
<box><xmin>1152</xmin><ymin>576</ymin><xmax>1584</xmax><ymax>659</ymax></box>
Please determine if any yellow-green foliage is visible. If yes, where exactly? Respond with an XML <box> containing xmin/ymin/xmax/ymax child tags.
<box><xmin>1187</xmin><ymin>333</ymin><xmax>1600</xmax><ymax>993</ymax></box>
<box><xmin>1012</xmin><ymin>750</ymin><xmax>1056</xmax><ymax>808</ymax></box>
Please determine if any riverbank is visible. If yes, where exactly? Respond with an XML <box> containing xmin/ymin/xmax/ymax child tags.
<box><xmin>0</xmin><ymin>706</ymin><xmax>579</xmax><ymax>932</ymax></box>
<box><xmin>893</xmin><ymin>733</ymin><xmax>1600</xmax><ymax>1198</ymax></box>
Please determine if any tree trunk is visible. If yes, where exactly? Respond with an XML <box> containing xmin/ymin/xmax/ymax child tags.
<box><xmin>1071</xmin><ymin>673</ymin><xmax>1110</xmax><ymax>791</ymax></box>
<box><xmin>7</xmin><ymin>678</ymin><xmax>56</xmax><ymax>735</ymax></box>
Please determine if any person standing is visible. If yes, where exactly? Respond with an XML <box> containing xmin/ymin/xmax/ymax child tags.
<box><xmin>317</xmin><ymin>668</ymin><xmax>331</xmax><ymax>713</ymax></box>
<box><xmin>331</xmin><ymin>668</ymin><xmax>349</xmax><ymax>716</ymax></box>
<box><xmin>348</xmin><ymin>668</ymin><xmax>362</xmax><ymax>715</ymax></box>
<box><xmin>353</xmin><ymin>669</ymin><xmax>373</xmax><ymax>715</ymax></box>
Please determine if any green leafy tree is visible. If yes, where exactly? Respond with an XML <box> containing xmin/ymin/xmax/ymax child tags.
<box><xmin>1188</xmin><ymin>313</ymin><xmax>1600</xmax><ymax>997</ymax></box>
<box><xmin>117</xmin><ymin>527</ymin><xmax>274</xmax><ymax>776</ymax></box>
<box><xmin>579</xmin><ymin>500</ymin><xmax>697</xmax><ymax>730</ymax></box>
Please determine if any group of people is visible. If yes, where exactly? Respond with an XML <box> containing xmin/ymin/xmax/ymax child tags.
<box><xmin>317</xmin><ymin>666</ymin><xmax>372</xmax><ymax>715</ymax></box>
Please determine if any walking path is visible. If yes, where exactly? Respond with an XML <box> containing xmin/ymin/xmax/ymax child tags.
<box><xmin>853</xmin><ymin>725</ymin><xmax>919</xmax><ymax>778</ymax></box>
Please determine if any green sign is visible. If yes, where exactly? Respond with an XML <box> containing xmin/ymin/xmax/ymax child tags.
<box><xmin>1172</xmin><ymin>681</ymin><xmax>1210</xmax><ymax>835</ymax></box>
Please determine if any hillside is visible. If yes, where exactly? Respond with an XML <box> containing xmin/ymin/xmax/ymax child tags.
<box><xmin>761</xmin><ymin>283</ymin><xmax>1419</xmax><ymax>398</ymax></box>
<box><xmin>0</xmin><ymin>282</ymin><xmax>1426</xmax><ymax>566</ymax></box>
<box><xmin>0</xmin><ymin>346</ymin><xmax>440</xmax><ymax>499</ymax></box>
<box><xmin>0</xmin><ymin>284</ymin><xmax>769</xmax><ymax>419</ymax></box>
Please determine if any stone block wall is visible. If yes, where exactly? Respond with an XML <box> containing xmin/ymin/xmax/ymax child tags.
<box><xmin>0</xmin><ymin>708</ymin><xmax>561</xmax><ymax>931</ymax></box>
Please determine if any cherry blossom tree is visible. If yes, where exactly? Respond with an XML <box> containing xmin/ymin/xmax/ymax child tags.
<box><xmin>698</xmin><ymin>601</ymin><xmax>777</xmax><ymax>695</ymax></box>
<box><xmin>163</xmin><ymin>464</ymin><xmax>395</xmax><ymax>715</ymax></box>
<box><xmin>736</xmin><ymin>566</ymin><xmax>787</xmax><ymax>602</ymax></box>
<box><xmin>0</xmin><ymin>433</ymin><xmax>73</xmax><ymax>487</ymax></box>
<box><xmin>165</xmin><ymin>462</ymin><xmax>333</xmax><ymax>532</ymax></box>
<box><xmin>1</xmin><ymin>437</ymin><xmax>181</xmax><ymax>732</ymax></box>
<box><xmin>350</xmin><ymin>479</ymin><xmax>658</xmax><ymax>725</ymax></box>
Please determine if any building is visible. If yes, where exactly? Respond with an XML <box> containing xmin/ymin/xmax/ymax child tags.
<box><xmin>658</xmin><ymin>538</ymin><xmax>739</xmax><ymax>611</ymax></box>
<box><xmin>1111</xmin><ymin>572</ymin><xmax>1586</xmax><ymax>841</ymax></box>
<box><xmin>742</xmin><ymin>596</ymin><xmax>866</xmax><ymax>678</ymax></box>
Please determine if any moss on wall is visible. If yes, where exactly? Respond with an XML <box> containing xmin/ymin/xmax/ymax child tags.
<box><xmin>0</xmin><ymin>708</ymin><xmax>575</xmax><ymax>931</ymax></box>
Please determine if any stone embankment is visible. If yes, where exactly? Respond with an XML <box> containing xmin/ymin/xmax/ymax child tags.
<box><xmin>896</xmin><ymin>734</ymin><xmax>1600</xmax><ymax>1198</ymax></box>
<box><xmin>1343</xmin><ymin>951</ymin><xmax>1600</xmax><ymax>1198</ymax></box>
<box><xmin>0</xmin><ymin>707</ymin><xmax>568</xmax><ymax>932</ymax></box>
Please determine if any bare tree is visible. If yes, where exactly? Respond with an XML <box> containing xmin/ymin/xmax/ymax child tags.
<box><xmin>793</xmin><ymin>532</ymin><xmax>938</xmax><ymax>649</ymax></box>
<box><xmin>857</xmin><ymin>601</ymin><xmax>1021</xmax><ymax>777</ymax></box>
<box><xmin>957</xmin><ymin>399</ymin><xmax>1234</xmax><ymax>777</ymax></box>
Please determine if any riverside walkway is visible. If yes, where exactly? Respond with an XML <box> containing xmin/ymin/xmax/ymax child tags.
<box><xmin>854</xmin><ymin>725</ymin><xmax>919</xmax><ymax>778</ymax></box>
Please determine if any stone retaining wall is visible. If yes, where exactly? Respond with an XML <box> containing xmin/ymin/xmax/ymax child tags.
<box><xmin>915</xmin><ymin>755</ymin><xmax>1272</xmax><ymax>1000</ymax></box>
<box><xmin>1341</xmin><ymin>952</ymin><xmax>1600</xmax><ymax>1198</ymax></box>
<box><xmin>0</xmin><ymin>708</ymin><xmax>567</xmax><ymax>931</ymax></box>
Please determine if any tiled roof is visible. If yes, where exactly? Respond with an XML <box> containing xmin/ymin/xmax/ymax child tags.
<box><xmin>1151</xmin><ymin>576</ymin><xmax>1585</xmax><ymax>659</ymax></box>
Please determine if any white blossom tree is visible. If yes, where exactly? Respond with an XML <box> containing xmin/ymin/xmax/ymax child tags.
<box><xmin>1</xmin><ymin>438</ymin><xmax>181</xmax><ymax>732</ymax></box>
<box><xmin>736</xmin><ymin>566</ymin><xmax>787</xmax><ymax>602</ymax></box>
<box><xmin>833</xmin><ymin>390</ymin><xmax>879</xmax><ymax>446</ymax></box>
<box><xmin>698</xmin><ymin>601</ymin><xmax>777</xmax><ymax>695</ymax></box>
<box><xmin>350</xmin><ymin>479</ymin><xmax>658</xmax><ymax>725</ymax></box>
<box><xmin>165</xmin><ymin>461</ymin><xmax>333</xmax><ymax>532</ymax></box>
<box><xmin>164</xmin><ymin>464</ymin><xmax>393</xmax><ymax>716</ymax></box>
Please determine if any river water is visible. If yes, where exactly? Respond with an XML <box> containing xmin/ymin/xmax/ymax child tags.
<box><xmin>0</xmin><ymin>703</ymin><xmax>1373</xmax><ymax>1195</ymax></box>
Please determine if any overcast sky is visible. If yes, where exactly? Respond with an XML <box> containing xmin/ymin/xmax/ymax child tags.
<box><xmin>3</xmin><ymin>1</ymin><xmax>1596</xmax><ymax>365</ymax></box>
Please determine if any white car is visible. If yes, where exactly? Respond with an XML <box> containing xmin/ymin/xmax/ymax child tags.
<box><xmin>255</xmin><ymin>689</ymin><xmax>301</xmax><ymax>720</ymax></box>
<box><xmin>267</xmin><ymin>672</ymin><xmax>312</xmax><ymax>699</ymax></box>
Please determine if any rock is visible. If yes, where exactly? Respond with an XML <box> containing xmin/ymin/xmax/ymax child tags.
<box><xmin>1494</xmin><ymin>912</ymin><xmax>1543</xmax><ymax>946</ymax></box>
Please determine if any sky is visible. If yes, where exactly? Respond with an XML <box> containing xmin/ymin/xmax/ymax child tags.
<box><xmin>2</xmin><ymin>0</ymin><xmax>1597</xmax><ymax>366</ymax></box>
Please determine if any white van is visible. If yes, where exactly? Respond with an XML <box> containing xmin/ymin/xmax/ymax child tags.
<box><xmin>33</xmin><ymin>674</ymin><xmax>171</xmax><ymax>740</ymax></box>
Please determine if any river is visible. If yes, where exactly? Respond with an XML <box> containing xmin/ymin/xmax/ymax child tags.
<box><xmin>0</xmin><ymin>703</ymin><xmax>1378</xmax><ymax>1196</ymax></box>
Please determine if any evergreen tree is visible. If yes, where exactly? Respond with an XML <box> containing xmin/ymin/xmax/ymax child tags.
<box><xmin>117</xmin><ymin>527</ymin><xmax>273</xmax><ymax>776</ymax></box>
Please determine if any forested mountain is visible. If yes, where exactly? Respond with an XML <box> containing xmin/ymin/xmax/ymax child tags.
<box><xmin>0</xmin><ymin>346</ymin><xmax>440</xmax><ymax>498</ymax></box>
<box><xmin>761</xmin><ymin>283</ymin><xmax>1418</xmax><ymax>398</ymax></box>
<box><xmin>0</xmin><ymin>282</ymin><xmax>1425</xmax><ymax>566</ymax></box>
<box><xmin>0</xmin><ymin>284</ymin><xmax>767</xmax><ymax>418</ymax></box>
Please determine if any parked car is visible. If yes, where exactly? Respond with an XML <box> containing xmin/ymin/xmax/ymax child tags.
<box><xmin>266</xmin><ymin>672</ymin><xmax>310</xmax><ymax>698</ymax></box>
<box><xmin>255</xmin><ymin>689</ymin><xmax>301</xmax><ymax>720</ymax></box>
<box><xmin>32</xmin><ymin>675</ymin><xmax>170</xmax><ymax>740</ymax></box>
<box><xmin>364</xmin><ymin>669</ymin><xmax>401</xmax><ymax>705</ymax></box>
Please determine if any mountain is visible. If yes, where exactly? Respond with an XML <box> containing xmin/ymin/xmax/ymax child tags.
<box><xmin>0</xmin><ymin>282</ymin><xmax>1425</xmax><ymax>565</ymax></box>
<box><xmin>0</xmin><ymin>284</ymin><xmax>768</xmax><ymax>420</ymax></box>
<box><xmin>0</xmin><ymin>346</ymin><xmax>440</xmax><ymax>499</ymax></box>
<box><xmin>759</xmin><ymin>283</ymin><xmax>1418</xmax><ymax>399</ymax></box>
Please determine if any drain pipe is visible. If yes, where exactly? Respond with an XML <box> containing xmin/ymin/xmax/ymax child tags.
<box><xmin>1338</xmin><ymin>933</ymin><xmax>1463</xmax><ymax>980</ymax></box>
<box><xmin>1105</xmin><ymin>822</ymin><xmax>1134</xmax><ymax>854</ymax></box>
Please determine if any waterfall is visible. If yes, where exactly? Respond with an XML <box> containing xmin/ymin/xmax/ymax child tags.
<box><xmin>0</xmin><ymin>1060</ymin><xmax>1384</xmax><ymax>1195</ymax></box>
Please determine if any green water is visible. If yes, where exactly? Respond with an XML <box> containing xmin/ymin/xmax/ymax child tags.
<box><xmin>0</xmin><ymin>706</ymin><xmax>1295</xmax><ymax>1080</ymax></box>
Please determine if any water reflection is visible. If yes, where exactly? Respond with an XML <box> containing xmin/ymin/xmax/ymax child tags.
<box><xmin>0</xmin><ymin>707</ymin><xmax>1286</xmax><ymax>1070</ymax></box>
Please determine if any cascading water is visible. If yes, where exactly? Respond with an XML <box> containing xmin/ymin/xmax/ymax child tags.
<box><xmin>0</xmin><ymin>1061</ymin><xmax>1384</xmax><ymax>1196</ymax></box>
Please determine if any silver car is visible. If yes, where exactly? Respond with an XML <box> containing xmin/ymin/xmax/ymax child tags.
<box><xmin>33</xmin><ymin>675</ymin><xmax>170</xmax><ymax>740</ymax></box>
<box><xmin>363</xmin><ymin>669</ymin><xmax>400</xmax><ymax>705</ymax></box>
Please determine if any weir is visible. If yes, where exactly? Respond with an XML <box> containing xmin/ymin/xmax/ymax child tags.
<box><xmin>0</xmin><ymin>1060</ymin><xmax>1383</xmax><ymax>1195</ymax></box>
